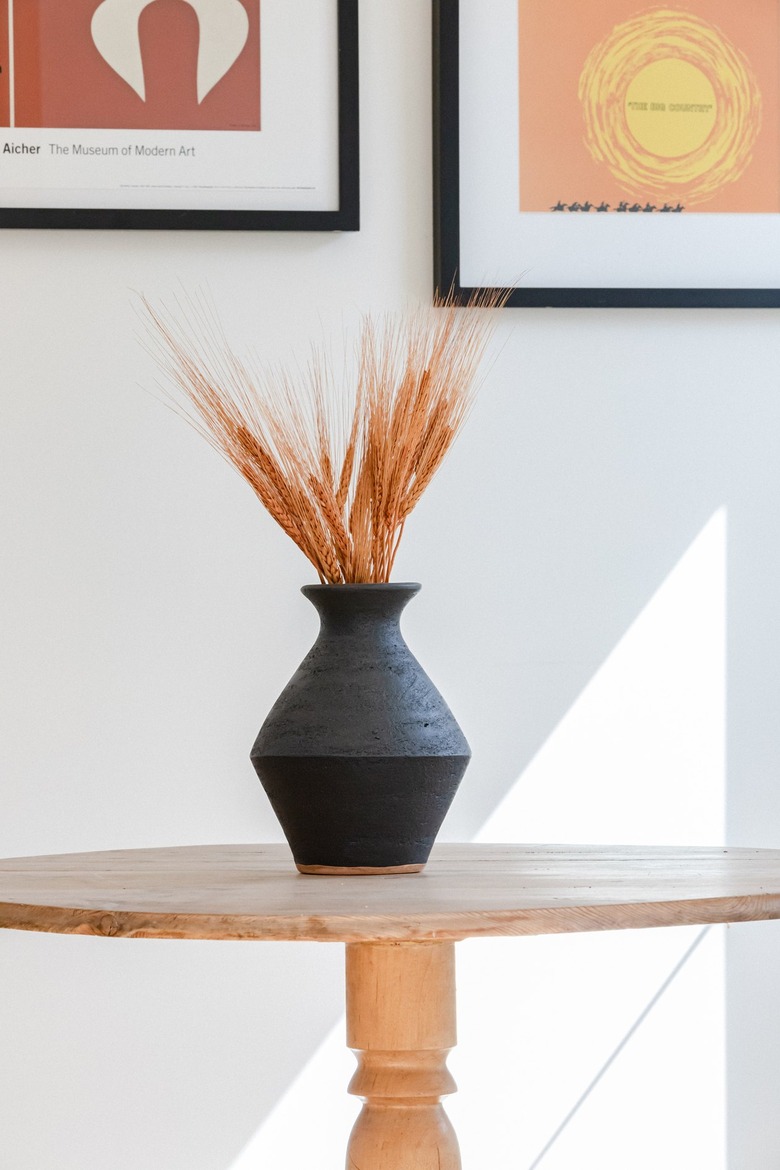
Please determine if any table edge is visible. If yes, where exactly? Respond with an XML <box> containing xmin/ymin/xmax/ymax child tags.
<box><xmin>2</xmin><ymin>891</ymin><xmax>780</xmax><ymax>942</ymax></box>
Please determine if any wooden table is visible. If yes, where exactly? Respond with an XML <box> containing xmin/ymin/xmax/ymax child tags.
<box><xmin>2</xmin><ymin>842</ymin><xmax>780</xmax><ymax>1169</ymax></box>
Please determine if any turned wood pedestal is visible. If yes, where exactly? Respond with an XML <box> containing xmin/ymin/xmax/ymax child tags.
<box><xmin>3</xmin><ymin>842</ymin><xmax>780</xmax><ymax>1168</ymax></box>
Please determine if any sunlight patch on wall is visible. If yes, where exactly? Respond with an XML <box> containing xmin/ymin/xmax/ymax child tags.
<box><xmin>450</xmin><ymin>507</ymin><xmax>727</xmax><ymax>1168</ymax></box>
<box><xmin>476</xmin><ymin>506</ymin><xmax>726</xmax><ymax>847</ymax></box>
<box><xmin>228</xmin><ymin>1015</ymin><xmax>355</xmax><ymax>1169</ymax></box>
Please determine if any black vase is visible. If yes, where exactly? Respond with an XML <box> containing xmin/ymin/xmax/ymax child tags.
<box><xmin>250</xmin><ymin>583</ymin><xmax>470</xmax><ymax>875</ymax></box>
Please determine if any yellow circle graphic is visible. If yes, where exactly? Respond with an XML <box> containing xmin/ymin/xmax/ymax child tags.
<box><xmin>578</xmin><ymin>7</ymin><xmax>762</xmax><ymax>205</ymax></box>
<box><xmin>626</xmin><ymin>60</ymin><xmax>717</xmax><ymax>157</ymax></box>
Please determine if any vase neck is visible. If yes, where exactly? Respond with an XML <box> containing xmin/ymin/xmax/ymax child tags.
<box><xmin>301</xmin><ymin>583</ymin><xmax>420</xmax><ymax>635</ymax></box>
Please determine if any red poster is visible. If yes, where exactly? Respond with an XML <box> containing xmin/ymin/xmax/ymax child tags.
<box><xmin>9</xmin><ymin>0</ymin><xmax>261</xmax><ymax>132</ymax></box>
<box><xmin>0</xmin><ymin>6</ymin><xmax>9</xmax><ymax>127</ymax></box>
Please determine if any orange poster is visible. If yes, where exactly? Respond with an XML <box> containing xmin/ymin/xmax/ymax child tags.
<box><xmin>518</xmin><ymin>0</ymin><xmax>779</xmax><ymax>213</ymax></box>
<box><xmin>2</xmin><ymin>0</ymin><xmax>260</xmax><ymax>132</ymax></box>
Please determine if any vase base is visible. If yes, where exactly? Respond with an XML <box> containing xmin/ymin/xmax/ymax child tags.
<box><xmin>296</xmin><ymin>862</ymin><xmax>426</xmax><ymax>876</ymax></box>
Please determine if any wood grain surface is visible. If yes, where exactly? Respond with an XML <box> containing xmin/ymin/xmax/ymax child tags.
<box><xmin>2</xmin><ymin>843</ymin><xmax>780</xmax><ymax>942</ymax></box>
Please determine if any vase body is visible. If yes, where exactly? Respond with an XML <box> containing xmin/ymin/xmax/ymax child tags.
<box><xmin>250</xmin><ymin>584</ymin><xmax>470</xmax><ymax>874</ymax></box>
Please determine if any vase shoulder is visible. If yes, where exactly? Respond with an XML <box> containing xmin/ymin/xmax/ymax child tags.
<box><xmin>252</xmin><ymin>583</ymin><xmax>469</xmax><ymax>760</ymax></box>
<box><xmin>252</xmin><ymin>642</ymin><xmax>469</xmax><ymax>758</ymax></box>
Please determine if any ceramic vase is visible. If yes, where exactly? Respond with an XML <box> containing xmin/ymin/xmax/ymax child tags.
<box><xmin>250</xmin><ymin>583</ymin><xmax>470</xmax><ymax>875</ymax></box>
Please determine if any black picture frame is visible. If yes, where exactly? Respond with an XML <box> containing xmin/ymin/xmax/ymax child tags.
<box><xmin>0</xmin><ymin>0</ymin><xmax>359</xmax><ymax>231</ymax></box>
<box><xmin>432</xmin><ymin>0</ymin><xmax>780</xmax><ymax>308</ymax></box>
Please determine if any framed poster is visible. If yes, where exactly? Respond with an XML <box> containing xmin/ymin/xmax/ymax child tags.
<box><xmin>433</xmin><ymin>0</ymin><xmax>780</xmax><ymax>306</ymax></box>
<box><xmin>0</xmin><ymin>0</ymin><xmax>359</xmax><ymax>230</ymax></box>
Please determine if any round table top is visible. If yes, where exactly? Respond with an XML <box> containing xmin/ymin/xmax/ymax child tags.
<box><xmin>1</xmin><ymin>843</ymin><xmax>780</xmax><ymax>942</ymax></box>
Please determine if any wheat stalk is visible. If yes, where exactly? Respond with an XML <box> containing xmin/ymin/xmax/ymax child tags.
<box><xmin>142</xmin><ymin>291</ymin><xmax>503</xmax><ymax>583</ymax></box>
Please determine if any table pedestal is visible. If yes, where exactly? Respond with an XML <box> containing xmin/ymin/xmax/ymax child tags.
<box><xmin>345</xmin><ymin>941</ymin><xmax>461</xmax><ymax>1170</ymax></box>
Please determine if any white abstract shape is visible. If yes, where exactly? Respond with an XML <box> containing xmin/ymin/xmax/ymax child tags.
<box><xmin>91</xmin><ymin>0</ymin><xmax>249</xmax><ymax>104</ymax></box>
<box><xmin>189</xmin><ymin>0</ymin><xmax>249</xmax><ymax>103</ymax></box>
<box><xmin>91</xmin><ymin>0</ymin><xmax>149</xmax><ymax>100</ymax></box>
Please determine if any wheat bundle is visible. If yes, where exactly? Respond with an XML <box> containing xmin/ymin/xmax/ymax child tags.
<box><xmin>143</xmin><ymin>292</ymin><xmax>501</xmax><ymax>583</ymax></box>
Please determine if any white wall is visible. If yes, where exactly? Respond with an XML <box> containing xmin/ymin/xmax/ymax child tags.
<box><xmin>2</xmin><ymin>3</ymin><xmax>780</xmax><ymax>1167</ymax></box>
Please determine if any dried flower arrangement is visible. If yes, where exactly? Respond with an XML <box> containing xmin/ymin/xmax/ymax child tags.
<box><xmin>143</xmin><ymin>293</ymin><xmax>500</xmax><ymax>584</ymax></box>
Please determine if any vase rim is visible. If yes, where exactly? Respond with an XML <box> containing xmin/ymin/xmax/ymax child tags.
<box><xmin>302</xmin><ymin>582</ymin><xmax>421</xmax><ymax>593</ymax></box>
